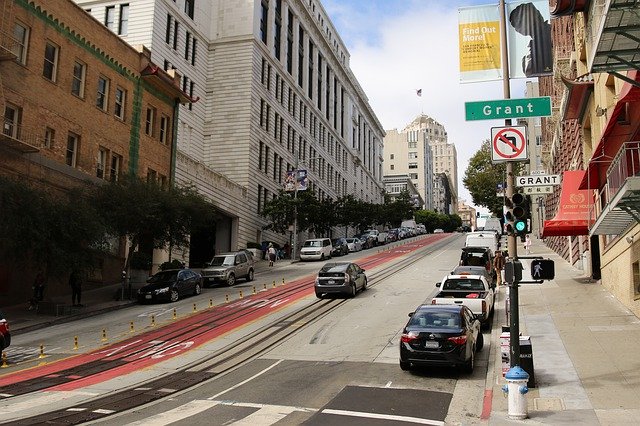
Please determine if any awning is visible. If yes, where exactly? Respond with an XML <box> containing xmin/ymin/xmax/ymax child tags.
<box><xmin>579</xmin><ymin>70</ymin><xmax>640</xmax><ymax>190</ymax></box>
<box><xmin>551</xmin><ymin>0</ymin><xmax>588</xmax><ymax>18</ymax></box>
<box><xmin>542</xmin><ymin>170</ymin><xmax>592</xmax><ymax>238</ymax></box>
<box><xmin>561</xmin><ymin>74</ymin><xmax>594</xmax><ymax>120</ymax></box>
<box><xmin>140</xmin><ymin>65</ymin><xmax>198</xmax><ymax>104</ymax></box>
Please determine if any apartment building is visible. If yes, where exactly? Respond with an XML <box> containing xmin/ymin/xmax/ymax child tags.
<box><xmin>76</xmin><ymin>0</ymin><xmax>385</xmax><ymax>258</ymax></box>
<box><xmin>0</xmin><ymin>0</ymin><xmax>188</xmax><ymax>296</ymax></box>
<box><xmin>384</xmin><ymin>114</ymin><xmax>458</xmax><ymax>212</ymax></box>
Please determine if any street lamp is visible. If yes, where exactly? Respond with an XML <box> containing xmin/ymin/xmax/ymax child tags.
<box><xmin>290</xmin><ymin>155</ymin><xmax>323</xmax><ymax>261</ymax></box>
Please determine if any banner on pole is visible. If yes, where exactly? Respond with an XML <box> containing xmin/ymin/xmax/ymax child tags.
<box><xmin>506</xmin><ymin>0</ymin><xmax>553</xmax><ymax>79</ymax></box>
<box><xmin>458</xmin><ymin>5</ymin><xmax>502</xmax><ymax>83</ymax></box>
<box><xmin>284</xmin><ymin>169</ymin><xmax>308</xmax><ymax>192</ymax></box>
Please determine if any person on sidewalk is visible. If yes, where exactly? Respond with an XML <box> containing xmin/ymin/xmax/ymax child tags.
<box><xmin>524</xmin><ymin>234</ymin><xmax>532</xmax><ymax>254</ymax></box>
<box><xmin>29</xmin><ymin>271</ymin><xmax>46</xmax><ymax>311</ymax></box>
<box><xmin>493</xmin><ymin>250</ymin><xmax>505</xmax><ymax>286</ymax></box>
<box><xmin>69</xmin><ymin>269</ymin><xmax>83</xmax><ymax>307</ymax></box>
<box><xmin>267</xmin><ymin>243</ymin><xmax>277</xmax><ymax>267</ymax></box>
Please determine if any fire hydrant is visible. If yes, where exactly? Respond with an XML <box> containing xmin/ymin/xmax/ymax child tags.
<box><xmin>502</xmin><ymin>366</ymin><xmax>529</xmax><ymax>420</ymax></box>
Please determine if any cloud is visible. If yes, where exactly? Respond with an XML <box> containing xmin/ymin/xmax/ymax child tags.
<box><xmin>324</xmin><ymin>0</ymin><xmax>528</xmax><ymax>209</ymax></box>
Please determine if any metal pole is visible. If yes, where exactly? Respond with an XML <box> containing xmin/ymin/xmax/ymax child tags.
<box><xmin>292</xmin><ymin>156</ymin><xmax>299</xmax><ymax>262</ymax></box>
<box><xmin>499</xmin><ymin>0</ymin><xmax>520</xmax><ymax>367</ymax></box>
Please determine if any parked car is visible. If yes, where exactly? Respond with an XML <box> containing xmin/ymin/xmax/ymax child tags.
<box><xmin>451</xmin><ymin>265</ymin><xmax>495</xmax><ymax>287</ymax></box>
<box><xmin>314</xmin><ymin>262</ymin><xmax>367</xmax><ymax>299</ymax></box>
<box><xmin>137</xmin><ymin>269</ymin><xmax>203</xmax><ymax>303</ymax></box>
<box><xmin>432</xmin><ymin>274</ymin><xmax>495</xmax><ymax>327</ymax></box>
<box><xmin>331</xmin><ymin>238</ymin><xmax>349</xmax><ymax>257</ymax></box>
<box><xmin>459</xmin><ymin>246</ymin><xmax>494</xmax><ymax>278</ymax></box>
<box><xmin>387</xmin><ymin>229</ymin><xmax>400</xmax><ymax>242</ymax></box>
<box><xmin>399</xmin><ymin>304</ymin><xmax>483</xmax><ymax>373</ymax></box>
<box><xmin>300</xmin><ymin>238</ymin><xmax>333</xmax><ymax>261</ymax></box>
<box><xmin>345</xmin><ymin>237</ymin><xmax>363</xmax><ymax>252</ymax></box>
<box><xmin>201</xmin><ymin>251</ymin><xmax>255</xmax><ymax>286</ymax></box>
<box><xmin>0</xmin><ymin>310</ymin><xmax>10</xmax><ymax>352</ymax></box>
<box><xmin>358</xmin><ymin>234</ymin><xmax>376</xmax><ymax>249</ymax></box>
<box><xmin>433</xmin><ymin>228</ymin><xmax>444</xmax><ymax>234</ymax></box>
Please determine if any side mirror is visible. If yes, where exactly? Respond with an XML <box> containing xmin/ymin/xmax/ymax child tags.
<box><xmin>408</xmin><ymin>312</ymin><xmax>414</xmax><ymax>317</ymax></box>
<box><xmin>435</xmin><ymin>282</ymin><xmax>441</xmax><ymax>287</ymax></box>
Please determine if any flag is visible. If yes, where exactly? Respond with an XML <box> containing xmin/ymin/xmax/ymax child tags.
<box><xmin>416</xmin><ymin>89</ymin><xmax>422</xmax><ymax>97</ymax></box>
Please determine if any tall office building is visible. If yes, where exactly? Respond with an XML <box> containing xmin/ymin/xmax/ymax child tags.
<box><xmin>383</xmin><ymin>114</ymin><xmax>458</xmax><ymax>212</ymax></box>
<box><xmin>76</xmin><ymin>0</ymin><xmax>385</xmax><ymax>259</ymax></box>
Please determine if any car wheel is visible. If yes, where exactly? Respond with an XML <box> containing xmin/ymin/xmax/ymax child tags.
<box><xmin>315</xmin><ymin>291</ymin><xmax>323</xmax><ymax>299</ymax></box>
<box><xmin>361</xmin><ymin>277</ymin><xmax>367</xmax><ymax>291</ymax></box>
<box><xmin>246</xmin><ymin>269</ymin><xmax>254</xmax><ymax>282</ymax></box>
<box><xmin>170</xmin><ymin>289</ymin><xmax>179</xmax><ymax>303</ymax></box>
<box><xmin>227</xmin><ymin>273</ymin><xmax>236</xmax><ymax>286</ymax></box>
<box><xmin>400</xmin><ymin>360</ymin><xmax>411</xmax><ymax>371</ymax></box>
<box><xmin>477</xmin><ymin>332</ymin><xmax>484</xmax><ymax>351</ymax></box>
<box><xmin>464</xmin><ymin>349</ymin><xmax>475</xmax><ymax>374</ymax></box>
<box><xmin>349</xmin><ymin>283</ymin><xmax>357</xmax><ymax>298</ymax></box>
<box><xmin>194</xmin><ymin>283</ymin><xmax>202</xmax><ymax>296</ymax></box>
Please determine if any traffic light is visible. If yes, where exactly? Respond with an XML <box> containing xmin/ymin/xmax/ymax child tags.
<box><xmin>511</xmin><ymin>192</ymin><xmax>529</xmax><ymax>237</ymax></box>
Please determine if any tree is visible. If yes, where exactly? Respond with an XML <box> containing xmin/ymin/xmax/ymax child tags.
<box><xmin>463</xmin><ymin>139</ymin><xmax>522</xmax><ymax>216</ymax></box>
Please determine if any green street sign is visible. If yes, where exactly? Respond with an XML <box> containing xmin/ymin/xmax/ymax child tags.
<box><xmin>465</xmin><ymin>97</ymin><xmax>552</xmax><ymax>121</ymax></box>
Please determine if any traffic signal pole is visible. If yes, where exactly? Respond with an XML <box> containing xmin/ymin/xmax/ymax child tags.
<box><xmin>499</xmin><ymin>0</ymin><xmax>520</xmax><ymax>367</ymax></box>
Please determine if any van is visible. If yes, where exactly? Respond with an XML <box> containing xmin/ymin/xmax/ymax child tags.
<box><xmin>300</xmin><ymin>238</ymin><xmax>333</xmax><ymax>261</ymax></box>
<box><xmin>465</xmin><ymin>232</ymin><xmax>499</xmax><ymax>253</ymax></box>
<box><xmin>483</xmin><ymin>218</ymin><xmax>503</xmax><ymax>235</ymax></box>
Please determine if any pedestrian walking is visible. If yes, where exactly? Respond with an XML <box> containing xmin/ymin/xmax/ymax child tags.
<box><xmin>29</xmin><ymin>271</ymin><xmax>46</xmax><ymax>310</ymax></box>
<box><xmin>524</xmin><ymin>234</ymin><xmax>532</xmax><ymax>254</ymax></box>
<box><xmin>69</xmin><ymin>269</ymin><xmax>83</xmax><ymax>307</ymax></box>
<box><xmin>267</xmin><ymin>243</ymin><xmax>277</xmax><ymax>267</ymax></box>
<box><xmin>493</xmin><ymin>250</ymin><xmax>505</xmax><ymax>286</ymax></box>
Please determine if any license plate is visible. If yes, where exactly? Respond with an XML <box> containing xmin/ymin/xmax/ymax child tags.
<box><xmin>145</xmin><ymin>294</ymin><xmax>152</xmax><ymax>299</ymax></box>
<box><xmin>327</xmin><ymin>280</ymin><xmax>335</xmax><ymax>284</ymax></box>
<box><xmin>424</xmin><ymin>341</ymin><xmax>439</xmax><ymax>349</ymax></box>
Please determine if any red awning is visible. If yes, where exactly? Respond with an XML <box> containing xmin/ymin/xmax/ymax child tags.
<box><xmin>551</xmin><ymin>0</ymin><xmax>588</xmax><ymax>17</ymax></box>
<box><xmin>561</xmin><ymin>74</ymin><xmax>593</xmax><ymax>120</ymax></box>
<box><xmin>579</xmin><ymin>70</ymin><xmax>640</xmax><ymax>190</ymax></box>
<box><xmin>542</xmin><ymin>170</ymin><xmax>592</xmax><ymax>238</ymax></box>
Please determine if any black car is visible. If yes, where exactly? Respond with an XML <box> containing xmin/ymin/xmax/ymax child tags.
<box><xmin>331</xmin><ymin>238</ymin><xmax>349</xmax><ymax>257</ymax></box>
<box><xmin>315</xmin><ymin>262</ymin><xmax>367</xmax><ymax>299</ymax></box>
<box><xmin>400</xmin><ymin>304</ymin><xmax>483</xmax><ymax>373</ymax></box>
<box><xmin>357</xmin><ymin>234</ymin><xmax>376</xmax><ymax>250</ymax></box>
<box><xmin>137</xmin><ymin>269</ymin><xmax>203</xmax><ymax>303</ymax></box>
<box><xmin>0</xmin><ymin>309</ymin><xmax>10</xmax><ymax>352</ymax></box>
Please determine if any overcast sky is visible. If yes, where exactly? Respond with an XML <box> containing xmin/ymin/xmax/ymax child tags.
<box><xmin>322</xmin><ymin>0</ymin><xmax>531</xmax><ymax>210</ymax></box>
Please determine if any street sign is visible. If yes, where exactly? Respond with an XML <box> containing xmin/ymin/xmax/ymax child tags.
<box><xmin>465</xmin><ymin>97</ymin><xmax>552</xmax><ymax>121</ymax></box>
<box><xmin>523</xmin><ymin>186</ymin><xmax>554</xmax><ymax>195</ymax></box>
<box><xmin>516</xmin><ymin>174</ymin><xmax>560</xmax><ymax>186</ymax></box>
<box><xmin>491</xmin><ymin>126</ymin><xmax>528</xmax><ymax>162</ymax></box>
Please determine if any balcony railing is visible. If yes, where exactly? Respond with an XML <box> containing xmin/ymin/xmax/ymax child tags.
<box><xmin>1</xmin><ymin>119</ymin><xmax>42</xmax><ymax>152</ymax></box>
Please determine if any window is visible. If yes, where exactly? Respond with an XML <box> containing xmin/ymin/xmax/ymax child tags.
<box><xmin>410</xmin><ymin>173</ymin><xmax>418</xmax><ymax>180</ymax></box>
<box><xmin>97</xmin><ymin>147</ymin><xmax>107</xmax><ymax>178</ymax></box>
<box><xmin>114</xmin><ymin>87</ymin><xmax>126</xmax><ymax>120</ymax></box>
<box><xmin>145</xmin><ymin>106</ymin><xmax>156</xmax><ymax>136</ymax></box>
<box><xmin>118</xmin><ymin>4</ymin><xmax>129</xmax><ymax>35</ymax></box>
<box><xmin>12</xmin><ymin>22</ymin><xmax>29</xmax><ymax>65</ymax></box>
<box><xmin>96</xmin><ymin>76</ymin><xmax>109</xmax><ymax>110</ymax></box>
<box><xmin>189</xmin><ymin>81</ymin><xmax>195</xmax><ymax>111</ymax></box>
<box><xmin>191</xmin><ymin>37</ymin><xmax>197</xmax><ymax>66</ymax></box>
<box><xmin>166</xmin><ymin>14</ymin><xmax>172</xmax><ymax>44</ymax></box>
<box><xmin>390</xmin><ymin>153</ymin><xmax>394</xmax><ymax>160</ymax></box>
<box><xmin>185</xmin><ymin>0</ymin><xmax>194</xmax><ymax>19</ymax></box>
<box><xmin>298</xmin><ymin>26</ymin><xmax>304</xmax><ymax>87</ymax></box>
<box><xmin>390</xmin><ymin>165</ymin><xmax>394</xmax><ymax>170</ymax></box>
<box><xmin>110</xmin><ymin>153</ymin><xmax>122</xmax><ymax>181</ymax></box>
<box><xmin>274</xmin><ymin>0</ymin><xmax>282</xmax><ymax>59</ymax></box>
<box><xmin>71</xmin><ymin>60</ymin><xmax>86</xmax><ymax>97</ymax></box>
<box><xmin>409</xmin><ymin>152</ymin><xmax>418</xmax><ymax>159</ymax></box>
<box><xmin>43</xmin><ymin>41</ymin><xmax>58</xmax><ymax>81</ymax></box>
<box><xmin>66</xmin><ymin>133</ymin><xmax>79</xmax><ymax>167</ymax></box>
<box><xmin>260</xmin><ymin>0</ymin><xmax>268</xmax><ymax>44</ymax></box>
<box><xmin>105</xmin><ymin>6</ymin><xmax>115</xmax><ymax>30</ymax></box>
<box><xmin>173</xmin><ymin>20</ymin><xmax>179</xmax><ymax>50</ymax></box>
<box><xmin>634</xmin><ymin>261</ymin><xmax>640</xmax><ymax>298</ymax></box>
<box><xmin>185</xmin><ymin>31</ymin><xmax>191</xmax><ymax>60</ymax></box>
<box><xmin>409</xmin><ymin>162</ymin><xmax>418</xmax><ymax>169</ymax></box>
<box><xmin>147</xmin><ymin>168</ymin><xmax>157</xmax><ymax>183</ymax></box>
<box><xmin>159</xmin><ymin>114</ymin><xmax>170</xmax><ymax>144</ymax></box>
<box><xmin>44</xmin><ymin>127</ymin><xmax>55</xmax><ymax>148</ymax></box>
<box><xmin>286</xmin><ymin>10</ymin><xmax>293</xmax><ymax>74</ymax></box>
<box><xmin>3</xmin><ymin>103</ymin><xmax>21</xmax><ymax>139</ymax></box>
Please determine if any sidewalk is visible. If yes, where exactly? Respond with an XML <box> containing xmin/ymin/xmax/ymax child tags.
<box><xmin>487</xmin><ymin>237</ymin><xmax>640</xmax><ymax>425</ymax></box>
<box><xmin>3</xmin><ymin>258</ymin><xmax>288</xmax><ymax>335</ymax></box>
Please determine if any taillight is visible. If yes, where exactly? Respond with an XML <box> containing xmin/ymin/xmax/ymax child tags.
<box><xmin>401</xmin><ymin>331</ymin><xmax>419</xmax><ymax>343</ymax></box>
<box><xmin>448</xmin><ymin>335</ymin><xmax>467</xmax><ymax>345</ymax></box>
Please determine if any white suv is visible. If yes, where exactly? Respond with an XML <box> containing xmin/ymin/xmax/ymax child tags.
<box><xmin>300</xmin><ymin>238</ymin><xmax>333</xmax><ymax>261</ymax></box>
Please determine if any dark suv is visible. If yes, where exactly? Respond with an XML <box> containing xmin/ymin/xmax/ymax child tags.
<box><xmin>0</xmin><ymin>309</ymin><xmax>10</xmax><ymax>352</ymax></box>
<box><xmin>201</xmin><ymin>251</ymin><xmax>255</xmax><ymax>286</ymax></box>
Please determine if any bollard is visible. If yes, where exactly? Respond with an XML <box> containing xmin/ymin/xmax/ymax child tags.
<box><xmin>209</xmin><ymin>298</ymin><xmax>213</xmax><ymax>308</ymax></box>
<box><xmin>193</xmin><ymin>303</ymin><xmax>197</xmax><ymax>312</ymax></box>
<box><xmin>239</xmin><ymin>290</ymin><xmax>243</xmax><ymax>299</ymax></box>
<box><xmin>73</xmin><ymin>336</ymin><xmax>79</xmax><ymax>350</ymax></box>
<box><xmin>263</xmin><ymin>283</ymin><xmax>267</xmax><ymax>290</ymax></box>
<box><xmin>151</xmin><ymin>315</ymin><xmax>156</xmax><ymax>327</ymax></box>
<box><xmin>225</xmin><ymin>294</ymin><xmax>229</xmax><ymax>303</ymax></box>
<box><xmin>38</xmin><ymin>344</ymin><xmax>45</xmax><ymax>359</ymax></box>
<box><xmin>273</xmin><ymin>280</ymin><xmax>276</xmax><ymax>288</ymax></box>
<box><xmin>253</xmin><ymin>285</ymin><xmax>256</xmax><ymax>295</ymax></box>
<box><xmin>1</xmin><ymin>352</ymin><xmax>8</xmax><ymax>368</ymax></box>
<box><xmin>173</xmin><ymin>308</ymin><xmax>177</xmax><ymax>320</ymax></box>
<box><xmin>130</xmin><ymin>321</ymin><xmax>135</xmax><ymax>333</ymax></box>
<box><xmin>282</xmin><ymin>278</ymin><xmax>285</xmax><ymax>286</ymax></box>
<box><xmin>502</xmin><ymin>366</ymin><xmax>530</xmax><ymax>420</ymax></box>
<box><xmin>101</xmin><ymin>329</ymin><xmax>107</xmax><ymax>343</ymax></box>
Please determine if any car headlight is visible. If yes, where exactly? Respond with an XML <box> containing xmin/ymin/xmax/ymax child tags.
<box><xmin>155</xmin><ymin>287</ymin><xmax>170</xmax><ymax>294</ymax></box>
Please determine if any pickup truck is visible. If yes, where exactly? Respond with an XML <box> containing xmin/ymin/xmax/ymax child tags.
<box><xmin>431</xmin><ymin>274</ymin><xmax>495</xmax><ymax>326</ymax></box>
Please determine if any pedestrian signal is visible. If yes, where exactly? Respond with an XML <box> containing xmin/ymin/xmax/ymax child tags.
<box><xmin>531</xmin><ymin>259</ymin><xmax>555</xmax><ymax>280</ymax></box>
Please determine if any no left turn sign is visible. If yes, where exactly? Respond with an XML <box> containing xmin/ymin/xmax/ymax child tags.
<box><xmin>491</xmin><ymin>126</ymin><xmax>528</xmax><ymax>163</ymax></box>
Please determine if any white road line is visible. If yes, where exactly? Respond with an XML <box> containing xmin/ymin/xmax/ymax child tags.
<box><xmin>125</xmin><ymin>400</ymin><xmax>220</xmax><ymax>426</ymax></box>
<box><xmin>321</xmin><ymin>408</ymin><xmax>445</xmax><ymax>425</ymax></box>
<box><xmin>228</xmin><ymin>404</ymin><xmax>296</xmax><ymax>425</ymax></box>
<box><xmin>0</xmin><ymin>391</ymin><xmax>98</xmax><ymax>415</ymax></box>
<box><xmin>207</xmin><ymin>359</ymin><xmax>284</xmax><ymax>400</ymax></box>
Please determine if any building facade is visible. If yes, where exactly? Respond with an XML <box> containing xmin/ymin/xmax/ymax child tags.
<box><xmin>76</xmin><ymin>0</ymin><xmax>386</xmax><ymax>258</ymax></box>
<box><xmin>1</xmin><ymin>0</ymin><xmax>188</xmax><ymax>301</ymax></box>
<box><xmin>382</xmin><ymin>174</ymin><xmax>424</xmax><ymax>208</ymax></box>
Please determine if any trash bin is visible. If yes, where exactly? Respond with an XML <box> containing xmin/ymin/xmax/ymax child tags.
<box><xmin>519</xmin><ymin>336</ymin><xmax>536</xmax><ymax>388</ymax></box>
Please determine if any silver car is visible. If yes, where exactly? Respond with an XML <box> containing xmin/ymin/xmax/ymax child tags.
<box><xmin>315</xmin><ymin>262</ymin><xmax>367</xmax><ymax>298</ymax></box>
<box><xmin>201</xmin><ymin>251</ymin><xmax>254</xmax><ymax>286</ymax></box>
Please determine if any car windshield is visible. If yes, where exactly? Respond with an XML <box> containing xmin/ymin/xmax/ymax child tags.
<box><xmin>410</xmin><ymin>311</ymin><xmax>460</xmax><ymax>328</ymax></box>
<box><xmin>442</xmin><ymin>279</ymin><xmax>485</xmax><ymax>291</ymax></box>
<box><xmin>210</xmin><ymin>255</ymin><xmax>235</xmax><ymax>266</ymax></box>
<box><xmin>304</xmin><ymin>240</ymin><xmax>322</xmax><ymax>247</ymax></box>
<box><xmin>332</xmin><ymin>239</ymin><xmax>342</xmax><ymax>245</ymax></box>
<box><xmin>346</xmin><ymin>238</ymin><xmax>356</xmax><ymax>243</ymax></box>
<box><xmin>148</xmin><ymin>271</ymin><xmax>178</xmax><ymax>283</ymax></box>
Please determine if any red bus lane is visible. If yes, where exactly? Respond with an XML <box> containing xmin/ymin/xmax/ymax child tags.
<box><xmin>0</xmin><ymin>234</ymin><xmax>448</xmax><ymax>391</ymax></box>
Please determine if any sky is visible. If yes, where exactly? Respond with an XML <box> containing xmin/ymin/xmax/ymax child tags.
<box><xmin>322</xmin><ymin>0</ymin><xmax>531</xmax><ymax>211</ymax></box>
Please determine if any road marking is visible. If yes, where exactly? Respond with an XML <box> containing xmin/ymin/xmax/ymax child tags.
<box><xmin>93</xmin><ymin>408</ymin><xmax>116</xmax><ymax>414</ymax></box>
<box><xmin>228</xmin><ymin>404</ymin><xmax>297</xmax><ymax>425</ymax></box>
<box><xmin>125</xmin><ymin>400</ymin><xmax>220</xmax><ymax>426</ymax></box>
<box><xmin>207</xmin><ymin>359</ymin><xmax>284</xmax><ymax>399</ymax></box>
<box><xmin>385</xmin><ymin>381</ymin><xmax>392</xmax><ymax>388</ymax></box>
<box><xmin>321</xmin><ymin>408</ymin><xmax>445</xmax><ymax>425</ymax></box>
<box><xmin>0</xmin><ymin>391</ymin><xmax>98</xmax><ymax>415</ymax></box>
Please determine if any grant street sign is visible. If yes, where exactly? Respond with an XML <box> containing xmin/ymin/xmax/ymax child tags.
<box><xmin>516</xmin><ymin>174</ymin><xmax>560</xmax><ymax>186</ymax></box>
<box><xmin>465</xmin><ymin>97</ymin><xmax>552</xmax><ymax>121</ymax></box>
<box><xmin>523</xmin><ymin>186</ymin><xmax>554</xmax><ymax>195</ymax></box>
